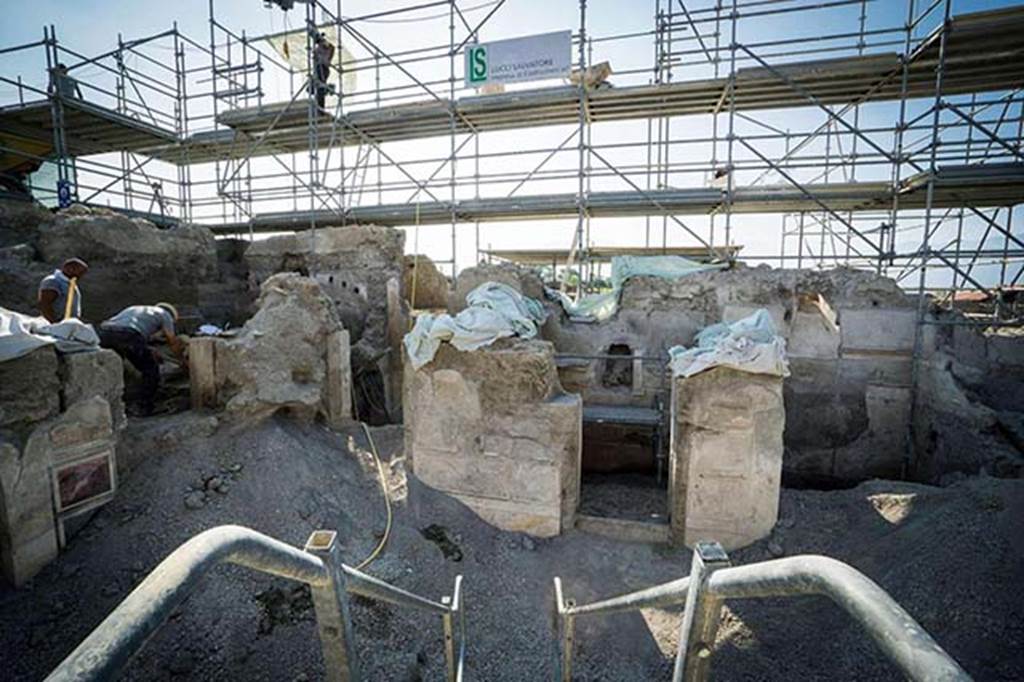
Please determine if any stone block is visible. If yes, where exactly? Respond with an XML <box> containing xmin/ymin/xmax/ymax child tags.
<box><xmin>450</xmin><ymin>495</ymin><xmax>561</xmax><ymax>537</ymax></box>
<box><xmin>189</xmin><ymin>336</ymin><xmax>219</xmax><ymax>409</ymax></box>
<box><xmin>839</xmin><ymin>353</ymin><xmax>913</xmax><ymax>387</ymax></box>
<box><xmin>0</xmin><ymin>346</ymin><xmax>60</xmax><ymax>428</ymax></box>
<box><xmin>325</xmin><ymin>329</ymin><xmax>353</xmax><ymax>427</ymax></box>
<box><xmin>839</xmin><ymin>308</ymin><xmax>917</xmax><ymax>353</ymax></box>
<box><xmin>670</xmin><ymin>368</ymin><xmax>784</xmax><ymax>551</ymax></box>
<box><xmin>385</xmin><ymin>277</ymin><xmax>405</xmax><ymax>417</ymax></box>
<box><xmin>0</xmin><ymin>428</ymin><xmax>57</xmax><ymax>586</ymax></box>
<box><xmin>722</xmin><ymin>304</ymin><xmax>789</xmax><ymax>338</ymax></box>
<box><xmin>415</xmin><ymin>449</ymin><xmax>561</xmax><ymax>505</ymax></box>
<box><xmin>406</xmin><ymin>342</ymin><xmax>581</xmax><ymax>537</ymax></box>
<box><xmin>58</xmin><ymin>348</ymin><xmax>125</xmax><ymax>432</ymax></box>
<box><xmin>789</xmin><ymin>308</ymin><xmax>840</xmax><ymax>359</ymax></box>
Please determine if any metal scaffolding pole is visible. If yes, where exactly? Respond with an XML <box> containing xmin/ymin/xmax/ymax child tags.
<box><xmin>906</xmin><ymin>0</ymin><xmax>952</xmax><ymax>478</ymax></box>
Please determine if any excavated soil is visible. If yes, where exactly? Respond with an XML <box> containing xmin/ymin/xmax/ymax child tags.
<box><xmin>1</xmin><ymin>413</ymin><xmax>1021</xmax><ymax>681</ymax></box>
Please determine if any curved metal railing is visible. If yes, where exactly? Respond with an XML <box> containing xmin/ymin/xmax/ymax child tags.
<box><xmin>554</xmin><ymin>541</ymin><xmax>971</xmax><ymax>682</ymax></box>
<box><xmin>45</xmin><ymin>525</ymin><xmax>465</xmax><ymax>682</ymax></box>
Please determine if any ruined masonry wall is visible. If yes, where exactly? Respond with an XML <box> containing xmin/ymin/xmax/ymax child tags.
<box><xmin>0</xmin><ymin>346</ymin><xmax>123</xmax><ymax>585</ymax></box>
<box><xmin>189</xmin><ymin>274</ymin><xmax>352</xmax><ymax>426</ymax></box>
<box><xmin>0</xmin><ymin>201</ymin><xmax>248</xmax><ymax>328</ymax></box>
<box><xmin>404</xmin><ymin>339</ymin><xmax>581</xmax><ymax>537</ymax></box>
<box><xmin>544</xmin><ymin>266</ymin><xmax>920</xmax><ymax>484</ymax></box>
<box><xmin>670</xmin><ymin>367</ymin><xmax>784</xmax><ymax>550</ymax></box>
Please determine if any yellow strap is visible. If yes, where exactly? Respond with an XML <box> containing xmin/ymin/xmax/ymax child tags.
<box><xmin>63</xmin><ymin>277</ymin><xmax>78</xmax><ymax>320</ymax></box>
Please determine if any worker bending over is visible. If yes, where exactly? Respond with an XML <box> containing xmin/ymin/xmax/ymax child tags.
<box><xmin>38</xmin><ymin>258</ymin><xmax>88</xmax><ymax>322</ymax></box>
<box><xmin>98</xmin><ymin>303</ymin><xmax>187</xmax><ymax>416</ymax></box>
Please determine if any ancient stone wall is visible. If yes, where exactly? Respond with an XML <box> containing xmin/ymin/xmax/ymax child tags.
<box><xmin>448</xmin><ymin>262</ymin><xmax>545</xmax><ymax>313</ymax></box>
<box><xmin>404</xmin><ymin>339</ymin><xmax>581</xmax><ymax>537</ymax></box>
<box><xmin>0</xmin><ymin>346</ymin><xmax>123</xmax><ymax>585</ymax></box>
<box><xmin>0</xmin><ymin>201</ymin><xmax>247</xmax><ymax>329</ymax></box>
<box><xmin>543</xmin><ymin>266</ymin><xmax>922</xmax><ymax>484</ymax></box>
<box><xmin>244</xmin><ymin>226</ymin><xmax>404</xmax><ymax>419</ymax></box>
<box><xmin>914</xmin><ymin>314</ymin><xmax>1024</xmax><ymax>481</ymax></box>
<box><xmin>669</xmin><ymin>368</ymin><xmax>784</xmax><ymax>550</ymax></box>
<box><xmin>245</xmin><ymin>226</ymin><xmax>404</xmax><ymax>349</ymax></box>
<box><xmin>188</xmin><ymin>274</ymin><xmax>352</xmax><ymax>427</ymax></box>
<box><xmin>403</xmin><ymin>254</ymin><xmax>449</xmax><ymax>310</ymax></box>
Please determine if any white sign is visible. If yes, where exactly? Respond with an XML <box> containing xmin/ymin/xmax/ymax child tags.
<box><xmin>464</xmin><ymin>30</ymin><xmax>572</xmax><ymax>88</ymax></box>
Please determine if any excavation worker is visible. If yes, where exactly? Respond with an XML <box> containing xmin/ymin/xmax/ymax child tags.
<box><xmin>98</xmin><ymin>303</ymin><xmax>186</xmax><ymax>415</ymax></box>
<box><xmin>49</xmin><ymin>63</ymin><xmax>83</xmax><ymax>99</ymax></box>
<box><xmin>312</xmin><ymin>32</ymin><xmax>334</xmax><ymax>109</ymax></box>
<box><xmin>37</xmin><ymin>257</ymin><xmax>88</xmax><ymax>322</ymax></box>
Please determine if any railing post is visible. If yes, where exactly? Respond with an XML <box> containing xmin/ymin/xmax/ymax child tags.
<box><xmin>672</xmin><ymin>541</ymin><xmax>731</xmax><ymax>682</ymax></box>
<box><xmin>442</xmin><ymin>596</ymin><xmax>456</xmax><ymax>681</ymax></box>
<box><xmin>305</xmin><ymin>530</ymin><xmax>360</xmax><ymax>682</ymax></box>
<box><xmin>553</xmin><ymin>577</ymin><xmax>576</xmax><ymax>682</ymax></box>
<box><xmin>441</xmin><ymin>575</ymin><xmax>465</xmax><ymax>682</ymax></box>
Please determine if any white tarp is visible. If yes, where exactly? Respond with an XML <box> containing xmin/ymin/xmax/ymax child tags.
<box><xmin>404</xmin><ymin>281</ymin><xmax>547</xmax><ymax>369</ymax></box>
<box><xmin>668</xmin><ymin>308</ymin><xmax>790</xmax><ymax>378</ymax></box>
<box><xmin>0</xmin><ymin>306</ymin><xmax>100</xmax><ymax>363</ymax></box>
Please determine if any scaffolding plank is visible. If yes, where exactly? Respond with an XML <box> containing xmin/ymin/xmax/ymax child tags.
<box><xmin>205</xmin><ymin>162</ymin><xmax>1024</xmax><ymax>234</ymax></box>
<box><xmin>172</xmin><ymin>6</ymin><xmax>1024</xmax><ymax>165</ymax></box>
<box><xmin>0</xmin><ymin>98</ymin><xmax>177</xmax><ymax>158</ymax></box>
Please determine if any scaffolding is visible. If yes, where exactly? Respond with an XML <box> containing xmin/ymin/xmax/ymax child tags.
<box><xmin>1</xmin><ymin>0</ymin><xmax>1022</xmax><ymax>466</ymax></box>
<box><xmin>3</xmin><ymin>1</ymin><xmax>1021</xmax><ymax>296</ymax></box>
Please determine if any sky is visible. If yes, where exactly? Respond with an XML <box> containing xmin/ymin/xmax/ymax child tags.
<box><xmin>2</xmin><ymin>0</ymin><xmax>1022</xmax><ymax>288</ymax></box>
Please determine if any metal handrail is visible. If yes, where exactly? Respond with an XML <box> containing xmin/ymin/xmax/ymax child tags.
<box><xmin>45</xmin><ymin>525</ymin><xmax>466</xmax><ymax>682</ymax></box>
<box><xmin>554</xmin><ymin>542</ymin><xmax>971</xmax><ymax>682</ymax></box>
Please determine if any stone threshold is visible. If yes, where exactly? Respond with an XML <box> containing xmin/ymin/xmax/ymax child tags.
<box><xmin>575</xmin><ymin>514</ymin><xmax>670</xmax><ymax>544</ymax></box>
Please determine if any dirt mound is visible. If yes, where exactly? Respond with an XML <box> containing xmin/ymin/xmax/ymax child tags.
<box><xmin>1</xmin><ymin>415</ymin><xmax>1020</xmax><ymax>680</ymax></box>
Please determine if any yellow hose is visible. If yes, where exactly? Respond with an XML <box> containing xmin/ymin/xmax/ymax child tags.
<box><xmin>62</xmin><ymin>277</ymin><xmax>78</xmax><ymax>320</ymax></box>
<box><xmin>354</xmin><ymin>421</ymin><xmax>393</xmax><ymax>571</ymax></box>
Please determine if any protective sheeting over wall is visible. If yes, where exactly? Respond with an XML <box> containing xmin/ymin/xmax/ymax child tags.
<box><xmin>668</xmin><ymin>308</ymin><xmax>790</xmax><ymax>378</ymax></box>
<box><xmin>0</xmin><ymin>307</ymin><xmax>99</xmax><ymax>362</ymax></box>
<box><xmin>548</xmin><ymin>255</ymin><xmax>727</xmax><ymax>321</ymax></box>
<box><xmin>404</xmin><ymin>282</ymin><xmax>547</xmax><ymax>369</ymax></box>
